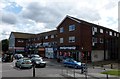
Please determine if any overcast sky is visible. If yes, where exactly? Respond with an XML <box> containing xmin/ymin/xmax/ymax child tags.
<box><xmin>0</xmin><ymin>0</ymin><xmax>119</xmax><ymax>40</ymax></box>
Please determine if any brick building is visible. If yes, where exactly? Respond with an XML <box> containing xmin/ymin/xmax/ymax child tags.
<box><xmin>9</xmin><ymin>32</ymin><xmax>34</xmax><ymax>55</ymax></box>
<box><xmin>57</xmin><ymin>15</ymin><xmax>119</xmax><ymax>62</ymax></box>
<box><xmin>9</xmin><ymin>15</ymin><xmax>119</xmax><ymax>62</ymax></box>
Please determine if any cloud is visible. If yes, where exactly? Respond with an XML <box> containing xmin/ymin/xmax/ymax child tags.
<box><xmin>0</xmin><ymin>0</ymin><xmax>119</xmax><ymax>40</ymax></box>
<box><xmin>2</xmin><ymin>12</ymin><xmax>18</xmax><ymax>24</ymax></box>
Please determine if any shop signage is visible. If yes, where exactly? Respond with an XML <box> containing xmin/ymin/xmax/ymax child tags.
<box><xmin>59</xmin><ymin>46</ymin><xmax>76</xmax><ymax>50</ymax></box>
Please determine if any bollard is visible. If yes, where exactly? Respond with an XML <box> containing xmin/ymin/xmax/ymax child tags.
<box><xmin>33</xmin><ymin>64</ymin><xmax>35</xmax><ymax>77</ymax></box>
<box><xmin>106</xmin><ymin>74</ymin><xmax>108</xmax><ymax>79</ymax></box>
<box><xmin>74</xmin><ymin>67</ymin><xmax>75</xmax><ymax>79</ymax></box>
<box><xmin>111</xmin><ymin>64</ymin><xmax>113</xmax><ymax>69</ymax></box>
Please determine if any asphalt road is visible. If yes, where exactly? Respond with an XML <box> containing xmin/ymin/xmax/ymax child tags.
<box><xmin>2</xmin><ymin>59</ymin><xmax>118</xmax><ymax>79</ymax></box>
<box><xmin>2</xmin><ymin>59</ymin><xmax>64</xmax><ymax>77</ymax></box>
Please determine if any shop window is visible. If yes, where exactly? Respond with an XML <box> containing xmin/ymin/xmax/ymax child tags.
<box><xmin>69</xmin><ymin>24</ymin><xmax>75</xmax><ymax>31</ymax></box>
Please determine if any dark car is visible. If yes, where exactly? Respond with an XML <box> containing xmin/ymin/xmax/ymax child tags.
<box><xmin>63</xmin><ymin>58</ymin><xmax>86</xmax><ymax>69</ymax></box>
<box><xmin>2</xmin><ymin>54</ymin><xmax>13</xmax><ymax>62</ymax></box>
<box><xmin>31</xmin><ymin>57</ymin><xmax>46</xmax><ymax>68</ymax></box>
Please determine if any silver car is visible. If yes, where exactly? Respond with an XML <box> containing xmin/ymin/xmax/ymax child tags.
<box><xmin>15</xmin><ymin>58</ymin><xmax>32</xmax><ymax>69</ymax></box>
<box><xmin>31</xmin><ymin>57</ymin><xmax>46</xmax><ymax>68</ymax></box>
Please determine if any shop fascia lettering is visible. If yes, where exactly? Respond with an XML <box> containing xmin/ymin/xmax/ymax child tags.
<box><xmin>60</xmin><ymin>46</ymin><xmax>76</xmax><ymax>50</ymax></box>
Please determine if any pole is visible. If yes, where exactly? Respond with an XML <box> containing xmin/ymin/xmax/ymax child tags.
<box><xmin>33</xmin><ymin>64</ymin><xmax>35</xmax><ymax>77</ymax></box>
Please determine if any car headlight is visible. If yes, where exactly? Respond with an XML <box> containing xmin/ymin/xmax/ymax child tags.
<box><xmin>77</xmin><ymin>63</ymin><xmax>81</xmax><ymax>66</ymax></box>
<box><xmin>36</xmin><ymin>61</ymin><xmax>40</xmax><ymax>64</ymax></box>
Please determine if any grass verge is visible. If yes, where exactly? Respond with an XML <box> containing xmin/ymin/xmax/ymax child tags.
<box><xmin>101</xmin><ymin>69</ymin><xmax>120</xmax><ymax>76</ymax></box>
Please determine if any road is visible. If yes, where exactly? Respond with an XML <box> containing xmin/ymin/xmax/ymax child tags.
<box><xmin>1</xmin><ymin>58</ymin><xmax>119</xmax><ymax>79</ymax></box>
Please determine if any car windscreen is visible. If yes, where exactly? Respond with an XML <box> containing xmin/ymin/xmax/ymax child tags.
<box><xmin>34</xmin><ymin>58</ymin><xmax>43</xmax><ymax>62</ymax></box>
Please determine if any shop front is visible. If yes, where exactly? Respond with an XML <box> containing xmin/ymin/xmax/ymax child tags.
<box><xmin>57</xmin><ymin>46</ymin><xmax>81</xmax><ymax>61</ymax></box>
<box><xmin>14</xmin><ymin>47</ymin><xmax>25</xmax><ymax>54</ymax></box>
<box><xmin>38</xmin><ymin>47</ymin><xmax>45</xmax><ymax>57</ymax></box>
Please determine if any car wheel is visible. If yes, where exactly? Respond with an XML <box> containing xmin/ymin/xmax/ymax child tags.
<box><xmin>15</xmin><ymin>63</ymin><xmax>17</xmax><ymax>67</ymax></box>
<box><xmin>44</xmin><ymin>64</ymin><xmax>46</xmax><ymax>67</ymax></box>
<box><xmin>19</xmin><ymin>65</ymin><xmax>22</xmax><ymax>69</ymax></box>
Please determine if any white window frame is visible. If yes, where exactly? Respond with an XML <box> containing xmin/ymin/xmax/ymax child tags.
<box><xmin>69</xmin><ymin>36</ymin><xmax>75</xmax><ymax>43</ymax></box>
<box><xmin>60</xmin><ymin>38</ymin><xmax>63</xmax><ymax>43</ymax></box>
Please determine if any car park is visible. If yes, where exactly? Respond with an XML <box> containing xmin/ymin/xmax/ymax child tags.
<box><xmin>15</xmin><ymin>58</ymin><xmax>32</xmax><ymax>69</ymax></box>
<box><xmin>31</xmin><ymin>57</ymin><xmax>46</xmax><ymax>68</ymax></box>
<box><xmin>63</xmin><ymin>58</ymin><xmax>86</xmax><ymax>69</ymax></box>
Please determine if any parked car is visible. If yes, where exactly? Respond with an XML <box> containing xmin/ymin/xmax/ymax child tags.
<box><xmin>28</xmin><ymin>54</ymin><xmax>40</xmax><ymax>58</ymax></box>
<box><xmin>2</xmin><ymin>54</ymin><xmax>13</xmax><ymax>62</ymax></box>
<box><xmin>14</xmin><ymin>54</ymin><xmax>24</xmax><ymax>59</ymax></box>
<box><xmin>57</xmin><ymin>56</ymin><xmax>71</xmax><ymax>63</ymax></box>
<box><xmin>63</xmin><ymin>58</ymin><xmax>86</xmax><ymax>69</ymax></box>
<box><xmin>15</xmin><ymin>58</ymin><xmax>32</xmax><ymax>69</ymax></box>
<box><xmin>31</xmin><ymin>57</ymin><xmax>46</xmax><ymax>68</ymax></box>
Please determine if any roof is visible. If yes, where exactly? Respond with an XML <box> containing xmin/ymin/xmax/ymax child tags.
<box><xmin>11</xmin><ymin>32</ymin><xmax>35</xmax><ymax>39</ymax></box>
<box><xmin>37</xmin><ymin>30</ymin><xmax>57</xmax><ymax>36</ymax></box>
<box><xmin>57</xmin><ymin>15</ymin><xmax>119</xmax><ymax>33</ymax></box>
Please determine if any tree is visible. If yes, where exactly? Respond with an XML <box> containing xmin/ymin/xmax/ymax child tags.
<box><xmin>2</xmin><ymin>39</ymin><xmax>9</xmax><ymax>52</ymax></box>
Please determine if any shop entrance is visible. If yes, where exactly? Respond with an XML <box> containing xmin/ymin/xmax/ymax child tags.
<box><xmin>82</xmin><ymin>51</ymin><xmax>91</xmax><ymax>62</ymax></box>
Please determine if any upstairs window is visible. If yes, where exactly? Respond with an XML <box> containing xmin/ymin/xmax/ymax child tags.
<box><xmin>100</xmin><ymin>29</ymin><xmax>103</xmax><ymax>33</ymax></box>
<box><xmin>117</xmin><ymin>33</ymin><xmax>119</xmax><ymax>37</ymax></box>
<box><xmin>69</xmin><ymin>25</ymin><xmax>75</xmax><ymax>31</ymax></box>
<box><xmin>92</xmin><ymin>27</ymin><xmax>97</xmax><ymax>35</ymax></box>
<box><xmin>60</xmin><ymin>27</ymin><xmax>64</xmax><ymax>33</ymax></box>
<box><xmin>51</xmin><ymin>35</ymin><xmax>54</xmax><ymax>38</ymax></box>
<box><xmin>45</xmin><ymin>36</ymin><xmax>48</xmax><ymax>39</ymax></box>
<box><xmin>109</xmin><ymin>31</ymin><xmax>112</xmax><ymax>36</ymax></box>
<box><xmin>114</xmin><ymin>32</ymin><xmax>116</xmax><ymax>36</ymax></box>
<box><xmin>60</xmin><ymin>38</ymin><xmax>63</xmax><ymax>43</ymax></box>
<box><xmin>17</xmin><ymin>40</ymin><xmax>24</xmax><ymax>43</ymax></box>
<box><xmin>100</xmin><ymin>38</ymin><xmax>104</xmax><ymax>43</ymax></box>
<box><xmin>106</xmin><ymin>31</ymin><xmax>109</xmax><ymax>34</ymax></box>
<box><xmin>69</xmin><ymin>36</ymin><xmax>75</xmax><ymax>43</ymax></box>
<box><xmin>92</xmin><ymin>37</ymin><xmax>97</xmax><ymax>43</ymax></box>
